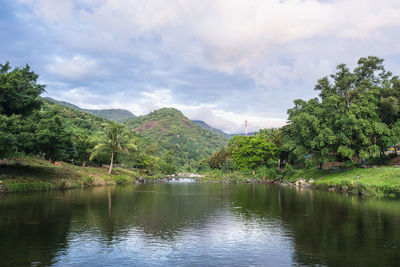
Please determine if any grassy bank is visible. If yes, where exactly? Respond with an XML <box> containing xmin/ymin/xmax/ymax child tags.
<box><xmin>0</xmin><ymin>156</ymin><xmax>162</xmax><ymax>193</ymax></box>
<box><xmin>200</xmin><ymin>167</ymin><xmax>400</xmax><ymax>197</ymax></box>
<box><xmin>291</xmin><ymin>167</ymin><xmax>400</xmax><ymax>197</ymax></box>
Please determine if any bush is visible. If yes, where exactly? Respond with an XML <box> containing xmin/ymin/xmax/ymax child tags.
<box><xmin>282</xmin><ymin>164</ymin><xmax>296</xmax><ymax>179</ymax></box>
<box><xmin>341</xmin><ymin>160</ymin><xmax>361</xmax><ymax>169</ymax></box>
<box><xmin>367</xmin><ymin>154</ymin><xmax>391</xmax><ymax>166</ymax></box>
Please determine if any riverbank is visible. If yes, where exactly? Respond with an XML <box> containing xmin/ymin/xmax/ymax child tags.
<box><xmin>0</xmin><ymin>156</ymin><xmax>163</xmax><ymax>193</ymax></box>
<box><xmin>199</xmin><ymin>167</ymin><xmax>400</xmax><ymax>197</ymax></box>
<box><xmin>2</xmin><ymin>157</ymin><xmax>400</xmax><ymax>197</ymax></box>
<box><xmin>292</xmin><ymin>167</ymin><xmax>400</xmax><ymax>197</ymax></box>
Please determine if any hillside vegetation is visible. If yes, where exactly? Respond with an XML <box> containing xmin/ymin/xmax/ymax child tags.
<box><xmin>191</xmin><ymin>120</ymin><xmax>230</xmax><ymax>138</ymax></box>
<box><xmin>125</xmin><ymin>108</ymin><xmax>228</xmax><ymax>169</ymax></box>
<box><xmin>45</xmin><ymin>97</ymin><xmax>136</xmax><ymax>122</ymax></box>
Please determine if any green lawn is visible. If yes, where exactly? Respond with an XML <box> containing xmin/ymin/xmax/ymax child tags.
<box><xmin>0</xmin><ymin>156</ymin><xmax>146</xmax><ymax>192</ymax></box>
<box><xmin>292</xmin><ymin>167</ymin><xmax>400</xmax><ymax>197</ymax></box>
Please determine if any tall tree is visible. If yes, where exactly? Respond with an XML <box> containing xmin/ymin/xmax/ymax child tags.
<box><xmin>91</xmin><ymin>122</ymin><xmax>136</xmax><ymax>174</ymax></box>
<box><xmin>0</xmin><ymin>62</ymin><xmax>45</xmax><ymax>159</ymax></box>
<box><xmin>283</xmin><ymin>56</ymin><xmax>400</xmax><ymax>165</ymax></box>
<box><xmin>231</xmin><ymin>133</ymin><xmax>279</xmax><ymax>170</ymax></box>
<box><xmin>33</xmin><ymin>107</ymin><xmax>72</xmax><ymax>163</ymax></box>
<box><xmin>0</xmin><ymin>62</ymin><xmax>45</xmax><ymax>116</ymax></box>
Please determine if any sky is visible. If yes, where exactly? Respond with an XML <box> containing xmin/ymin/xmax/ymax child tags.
<box><xmin>1</xmin><ymin>0</ymin><xmax>400</xmax><ymax>133</ymax></box>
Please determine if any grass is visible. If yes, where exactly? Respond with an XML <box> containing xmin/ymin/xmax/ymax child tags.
<box><xmin>0</xmin><ymin>156</ymin><xmax>155</xmax><ymax>193</ymax></box>
<box><xmin>286</xmin><ymin>167</ymin><xmax>400</xmax><ymax>197</ymax></box>
<box><xmin>200</xmin><ymin>166</ymin><xmax>400</xmax><ymax>197</ymax></box>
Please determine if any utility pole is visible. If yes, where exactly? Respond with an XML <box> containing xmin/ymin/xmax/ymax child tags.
<box><xmin>245</xmin><ymin>120</ymin><xmax>248</xmax><ymax>137</ymax></box>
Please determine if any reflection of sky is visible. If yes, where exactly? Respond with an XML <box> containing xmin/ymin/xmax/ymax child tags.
<box><xmin>54</xmin><ymin>208</ymin><xmax>294</xmax><ymax>266</ymax></box>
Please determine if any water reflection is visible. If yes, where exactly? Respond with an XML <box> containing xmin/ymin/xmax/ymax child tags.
<box><xmin>0</xmin><ymin>184</ymin><xmax>400</xmax><ymax>266</ymax></box>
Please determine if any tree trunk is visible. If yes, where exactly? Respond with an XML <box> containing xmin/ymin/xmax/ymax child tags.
<box><xmin>108</xmin><ymin>150</ymin><xmax>114</xmax><ymax>174</ymax></box>
<box><xmin>82</xmin><ymin>161</ymin><xmax>87</xmax><ymax>167</ymax></box>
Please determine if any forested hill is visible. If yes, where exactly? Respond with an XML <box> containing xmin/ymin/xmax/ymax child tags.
<box><xmin>191</xmin><ymin>120</ymin><xmax>230</xmax><ymax>139</ymax></box>
<box><xmin>124</xmin><ymin>108</ymin><xmax>228</xmax><ymax>168</ymax></box>
<box><xmin>45</xmin><ymin>97</ymin><xmax>136</xmax><ymax>122</ymax></box>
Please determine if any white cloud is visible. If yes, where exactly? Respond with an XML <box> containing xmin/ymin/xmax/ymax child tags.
<box><xmin>15</xmin><ymin>0</ymin><xmax>400</xmax><ymax>132</ymax></box>
<box><xmin>28</xmin><ymin>0</ymin><xmax>400</xmax><ymax>87</ymax></box>
<box><xmin>47</xmin><ymin>55</ymin><xmax>107</xmax><ymax>81</ymax></box>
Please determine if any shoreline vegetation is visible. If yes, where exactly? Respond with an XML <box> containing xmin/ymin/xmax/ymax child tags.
<box><xmin>2</xmin><ymin>58</ymin><xmax>400</xmax><ymax>197</ymax></box>
<box><xmin>1</xmin><ymin>156</ymin><xmax>400</xmax><ymax>197</ymax></box>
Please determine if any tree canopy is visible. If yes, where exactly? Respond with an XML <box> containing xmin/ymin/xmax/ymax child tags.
<box><xmin>282</xmin><ymin>56</ymin><xmax>400</xmax><ymax>165</ymax></box>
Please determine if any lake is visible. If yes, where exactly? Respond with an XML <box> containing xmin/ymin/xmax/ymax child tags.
<box><xmin>0</xmin><ymin>183</ymin><xmax>399</xmax><ymax>266</ymax></box>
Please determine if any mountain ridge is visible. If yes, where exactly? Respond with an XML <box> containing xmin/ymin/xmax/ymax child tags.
<box><xmin>44</xmin><ymin>97</ymin><xmax>136</xmax><ymax>122</ymax></box>
<box><xmin>124</xmin><ymin>107</ymin><xmax>228</xmax><ymax>167</ymax></box>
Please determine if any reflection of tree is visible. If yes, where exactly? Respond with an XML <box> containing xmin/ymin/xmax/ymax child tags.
<box><xmin>0</xmin><ymin>191</ymin><xmax>73</xmax><ymax>266</ymax></box>
<box><xmin>229</xmin><ymin>184</ymin><xmax>400</xmax><ymax>266</ymax></box>
<box><xmin>56</xmin><ymin>184</ymin><xmax>224</xmax><ymax>243</ymax></box>
<box><xmin>1</xmin><ymin>184</ymin><xmax>400</xmax><ymax>266</ymax></box>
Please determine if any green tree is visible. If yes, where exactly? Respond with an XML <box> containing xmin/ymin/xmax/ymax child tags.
<box><xmin>0</xmin><ymin>62</ymin><xmax>45</xmax><ymax>159</ymax></box>
<box><xmin>73</xmin><ymin>129</ymin><xmax>96</xmax><ymax>166</ymax></box>
<box><xmin>0</xmin><ymin>62</ymin><xmax>45</xmax><ymax>116</ymax></box>
<box><xmin>33</xmin><ymin>107</ymin><xmax>73</xmax><ymax>163</ymax></box>
<box><xmin>283</xmin><ymin>56</ymin><xmax>400</xmax><ymax>166</ymax></box>
<box><xmin>0</xmin><ymin>115</ymin><xmax>20</xmax><ymax>158</ymax></box>
<box><xmin>231</xmin><ymin>133</ymin><xmax>279</xmax><ymax>170</ymax></box>
<box><xmin>91</xmin><ymin>122</ymin><xmax>136</xmax><ymax>174</ymax></box>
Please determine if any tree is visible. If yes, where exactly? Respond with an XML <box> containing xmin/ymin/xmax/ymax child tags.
<box><xmin>91</xmin><ymin>122</ymin><xmax>136</xmax><ymax>174</ymax></box>
<box><xmin>73</xmin><ymin>129</ymin><xmax>96</xmax><ymax>166</ymax></box>
<box><xmin>283</xmin><ymin>56</ymin><xmax>400</xmax><ymax>166</ymax></box>
<box><xmin>0</xmin><ymin>115</ymin><xmax>20</xmax><ymax>159</ymax></box>
<box><xmin>0</xmin><ymin>62</ymin><xmax>45</xmax><ymax>159</ymax></box>
<box><xmin>231</xmin><ymin>133</ymin><xmax>279</xmax><ymax>170</ymax></box>
<box><xmin>0</xmin><ymin>62</ymin><xmax>45</xmax><ymax>116</ymax></box>
<box><xmin>33</xmin><ymin>107</ymin><xmax>72</xmax><ymax>163</ymax></box>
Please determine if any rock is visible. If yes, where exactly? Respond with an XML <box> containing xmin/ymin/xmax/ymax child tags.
<box><xmin>295</xmin><ymin>178</ymin><xmax>307</xmax><ymax>187</ymax></box>
<box><xmin>309</xmin><ymin>179</ymin><xmax>315</xmax><ymax>183</ymax></box>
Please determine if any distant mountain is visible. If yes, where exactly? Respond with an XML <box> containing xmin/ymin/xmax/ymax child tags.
<box><xmin>191</xmin><ymin>120</ymin><xmax>231</xmax><ymax>139</ymax></box>
<box><xmin>124</xmin><ymin>108</ymin><xmax>228</xmax><ymax>166</ymax></box>
<box><xmin>43</xmin><ymin>98</ymin><xmax>108</xmax><ymax>133</ymax></box>
<box><xmin>44</xmin><ymin>97</ymin><xmax>136</xmax><ymax>122</ymax></box>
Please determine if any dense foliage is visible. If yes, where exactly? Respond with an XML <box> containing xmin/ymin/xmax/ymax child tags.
<box><xmin>205</xmin><ymin>132</ymin><xmax>280</xmax><ymax>173</ymax></box>
<box><xmin>205</xmin><ymin>56</ymin><xmax>400</xmax><ymax>177</ymax></box>
<box><xmin>124</xmin><ymin>108</ymin><xmax>228</xmax><ymax>170</ymax></box>
<box><xmin>3</xmin><ymin>56</ymin><xmax>400</xmax><ymax>178</ymax></box>
<box><xmin>283</xmin><ymin>56</ymin><xmax>400</xmax><ymax>166</ymax></box>
<box><xmin>0</xmin><ymin>62</ymin><xmax>45</xmax><ymax>159</ymax></box>
<box><xmin>0</xmin><ymin>63</ymin><xmax>228</xmax><ymax>175</ymax></box>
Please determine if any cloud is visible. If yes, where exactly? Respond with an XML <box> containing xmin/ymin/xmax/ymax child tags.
<box><xmin>47</xmin><ymin>55</ymin><xmax>107</xmax><ymax>81</ymax></box>
<box><xmin>26</xmin><ymin>0</ymin><xmax>400</xmax><ymax>86</ymax></box>
<box><xmin>5</xmin><ymin>0</ymin><xmax>400</xmax><ymax>132</ymax></box>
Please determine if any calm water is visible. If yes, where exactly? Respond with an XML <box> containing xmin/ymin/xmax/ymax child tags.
<box><xmin>1</xmin><ymin>183</ymin><xmax>400</xmax><ymax>266</ymax></box>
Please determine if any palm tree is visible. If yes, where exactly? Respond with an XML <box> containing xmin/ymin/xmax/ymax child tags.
<box><xmin>91</xmin><ymin>122</ymin><xmax>136</xmax><ymax>174</ymax></box>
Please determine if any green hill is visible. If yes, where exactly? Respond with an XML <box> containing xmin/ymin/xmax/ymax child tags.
<box><xmin>125</xmin><ymin>108</ymin><xmax>228</xmax><ymax>168</ymax></box>
<box><xmin>191</xmin><ymin>120</ymin><xmax>230</xmax><ymax>139</ymax></box>
<box><xmin>43</xmin><ymin>98</ymin><xmax>108</xmax><ymax>133</ymax></box>
<box><xmin>45</xmin><ymin>97</ymin><xmax>135</xmax><ymax>122</ymax></box>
